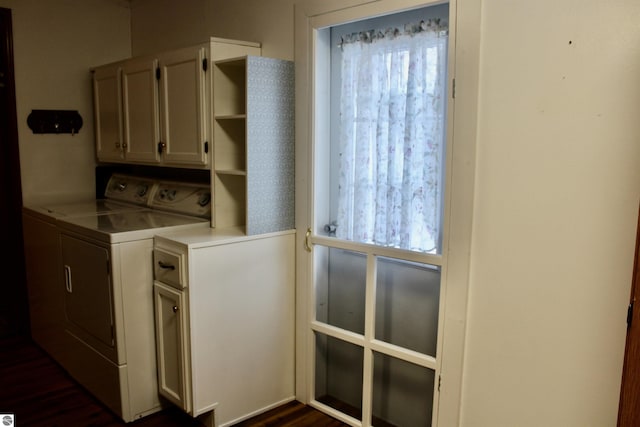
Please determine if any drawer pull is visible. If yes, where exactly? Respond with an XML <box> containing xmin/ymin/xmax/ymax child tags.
<box><xmin>158</xmin><ymin>260</ymin><xmax>176</xmax><ymax>270</ymax></box>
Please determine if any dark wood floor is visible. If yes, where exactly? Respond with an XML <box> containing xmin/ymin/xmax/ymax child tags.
<box><xmin>0</xmin><ymin>333</ymin><xmax>348</xmax><ymax>427</ymax></box>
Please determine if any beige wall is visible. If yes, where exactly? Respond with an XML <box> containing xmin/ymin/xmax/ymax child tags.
<box><xmin>462</xmin><ymin>0</ymin><xmax>640</xmax><ymax>425</ymax></box>
<box><xmin>5</xmin><ymin>0</ymin><xmax>640</xmax><ymax>424</ymax></box>
<box><xmin>130</xmin><ymin>0</ymin><xmax>294</xmax><ymax>60</ymax></box>
<box><xmin>126</xmin><ymin>0</ymin><xmax>640</xmax><ymax>423</ymax></box>
<box><xmin>1</xmin><ymin>0</ymin><xmax>131</xmax><ymax>204</ymax></box>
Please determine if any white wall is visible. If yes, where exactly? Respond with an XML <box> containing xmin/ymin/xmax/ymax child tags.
<box><xmin>461</xmin><ymin>1</ymin><xmax>640</xmax><ymax>426</ymax></box>
<box><xmin>0</xmin><ymin>0</ymin><xmax>131</xmax><ymax>204</ymax></box>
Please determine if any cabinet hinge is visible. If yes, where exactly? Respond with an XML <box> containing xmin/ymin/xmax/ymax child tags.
<box><xmin>452</xmin><ymin>78</ymin><xmax>456</xmax><ymax>99</ymax></box>
<box><xmin>202</xmin><ymin>58</ymin><xmax>208</xmax><ymax>72</ymax></box>
<box><xmin>628</xmin><ymin>300</ymin><xmax>635</xmax><ymax>328</ymax></box>
<box><xmin>204</xmin><ymin>141</ymin><xmax>209</xmax><ymax>153</ymax></box>
<box><xmin>438</xmin><ymin>374</ymin><xmax>442</xmax><ymax>392</ymax></box>
<box><xmin>156</xmin><ymin>67</ymin><xmax>161</xmax><ymax>80</ymax></box>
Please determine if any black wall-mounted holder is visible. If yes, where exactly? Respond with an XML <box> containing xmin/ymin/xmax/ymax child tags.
<box><xmin>27</xmin><ymin>109</ymin><xmax>83</xmax><ymax>135</ymax></box>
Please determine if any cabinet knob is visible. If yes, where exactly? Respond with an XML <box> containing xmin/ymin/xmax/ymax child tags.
<box><xmin>115</xmin><ymin>141</ymin><xmax>120</xmax><ymax>148</ymax></box>
<box><xmin>172</xmin><ymin>306</ymin><xmax>179</xmax><ymax>313</ymax></box>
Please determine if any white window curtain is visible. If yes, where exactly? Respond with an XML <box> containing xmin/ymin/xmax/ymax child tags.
<box><xmin>336</xmin><ymin>22</ymin><xmax>448</xmax><ymax>253</ymax></box>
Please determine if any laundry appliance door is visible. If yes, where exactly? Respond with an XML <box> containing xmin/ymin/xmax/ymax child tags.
<box><xmin>61</xmin><ymin>233</ymin><xmax>117</xmax><ymax>362</ymax></box>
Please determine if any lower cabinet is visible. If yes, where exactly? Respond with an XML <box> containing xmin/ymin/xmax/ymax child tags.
<box><xmin>154</xmin><ymin>281</ymin><xmax>190</xmax><ymax>412</ymax></box>
<box><xmin>153</xmin><ymin>229</ymin><xmax>295</xmax><ymax>427</ymax></box>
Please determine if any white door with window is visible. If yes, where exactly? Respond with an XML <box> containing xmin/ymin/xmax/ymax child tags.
<box><xmin>295</xmin><ymin>0</ymin><xmax>479</xmax><ymax>426</ymax></box>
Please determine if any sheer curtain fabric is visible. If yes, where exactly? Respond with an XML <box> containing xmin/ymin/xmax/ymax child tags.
<box><xmin>336</xmin><ymin>26</ymin><xmax>448</xmax><ymax>253</ymax></box>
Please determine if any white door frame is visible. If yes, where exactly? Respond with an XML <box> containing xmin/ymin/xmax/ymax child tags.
<box><xmin>293</xmin><ymin>0</ymin><xmax>481</xmax><ymax>424</ymax></box>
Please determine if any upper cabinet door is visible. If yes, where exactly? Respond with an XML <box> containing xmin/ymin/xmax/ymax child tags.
<box><xmin>122</xmin><ymin>56</ymin><xmax>161</xmax><ymax>164</ymax></box>
<box><xmin>92</xmin><ymin>38</ymin><xmax>262</xmax><ymax>169</ymax></box>
<box><xmin>93</xmin><ymin>64</ymin><xmax>124</xmax><ymax>162</ymax></box>
<box><xmin>158</xmin><ymin>46</ymin><xmax>208</xmax><ymax>166</ymax></box>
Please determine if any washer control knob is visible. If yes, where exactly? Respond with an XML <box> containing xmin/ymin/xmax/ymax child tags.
<box><xmin>136</xmin><ymin>184</ymin><xmax>148</xmax><ymax>197</ymax></box>
<box><xmin>198</xmin><ymin>192</ymin><xmax>211</xmax><ymax>207</ymax></box>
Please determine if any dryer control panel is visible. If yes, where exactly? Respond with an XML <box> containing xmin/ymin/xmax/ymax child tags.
<box><xmin>104</xmin><ymin>174</ymin><xmax>157</xmax><ymax>206</ymax></box>
<box><xmin>151</xmin><ymin>181</ymin><xmax>211</xmax><ymax>219</ymax></box>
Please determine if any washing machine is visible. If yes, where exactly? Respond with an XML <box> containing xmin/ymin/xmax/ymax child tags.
<box><xmin>22</xmin><ymin>173</ymin><xmax>211</xmax><ymax>422</ymax></box>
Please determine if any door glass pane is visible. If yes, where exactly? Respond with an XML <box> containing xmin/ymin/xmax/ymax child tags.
<box><xmin>372</xmin><ymin>352</ymin><xmax>434</xmax><ymax>427</ymax></box>
<box><xmin>315</xmin><ymin>332</ymin><xmax>364</xmax><ymax>420</ymax></box>
<box><xmin>315</xmin><ymin>245</ymin><xmax>366</xmax><ymax>335</ymax></box>
<box><xmin>375</xmin><ymin>257</ymin><xmax>440</xmax><ymax>356</ymax></box>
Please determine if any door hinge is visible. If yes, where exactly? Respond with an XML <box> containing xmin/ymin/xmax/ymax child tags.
<box><xmin>204</xmin><ymin>141</ymin><xmax>209</xmax><ymax>153</ymax></box>
<box><xmin>628</xmin><ymin>300</ymin><xmax>634</xmax><ymax>328</ymax></box>
<box><xmin>156</xmin><ymin>66</ymin><xmax>161</xmax><ymax>80</ymax></box>
<box><xmin>202</xmin><ymin>58</ymin><xmax>208</xmax><ymax>72</ymax></box>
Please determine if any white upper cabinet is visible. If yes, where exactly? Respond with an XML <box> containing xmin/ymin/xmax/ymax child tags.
<box><xmin>213</xmin><ymin>55</ymin><xmax>295</xmax><ymax>235</ymax></box>
<box><xmin>92</xmin><ymin>38</ymin><xmax>261</xmax><ymax>169</ymax></box>
<box><xmin>121</xmin><ymin>55</ymin><xmax>161</xmax><ymax>164</ymax></box>
<box><xmin>93</xmin><ymin>63</ymin><xmax>124</xmax><ymax>162</ymax></box>
<box><xmin>158</xmin><ymin>46</ymin><xmax>207</xmax><ymax>166</ymax></box>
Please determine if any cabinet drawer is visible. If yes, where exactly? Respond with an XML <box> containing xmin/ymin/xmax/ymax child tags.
<box><xmin>154</xmin><ymin>248</ymin><xmax>185</xmax><ymax>289</ymax></box>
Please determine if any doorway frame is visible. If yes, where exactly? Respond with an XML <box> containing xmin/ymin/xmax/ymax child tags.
<box><xmin>293</xmin><ymin>0</ymin><xmax>482</xmax><ymax>424</ymax></box>
<box><xmin>617</xmin><ymin>204</ymin><xmax>640</xmax><ymax>426</ymax></box>
<box><xmin>0</xmin><ymin>7</ymin><xmax>28</xmax><ymax>337</ymax></box>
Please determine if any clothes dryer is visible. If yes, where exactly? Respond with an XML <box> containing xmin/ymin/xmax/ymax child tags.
<box><xmin>23</xmin><ymin>174</ymin><xmax>211</xmax><ymax>422</ymax></box>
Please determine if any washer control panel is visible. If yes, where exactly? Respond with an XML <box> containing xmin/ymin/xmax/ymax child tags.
<box><xmin>104</xmin><ymin>174</ymin><xmax>212</xmax><ymax>219</ymax></box>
